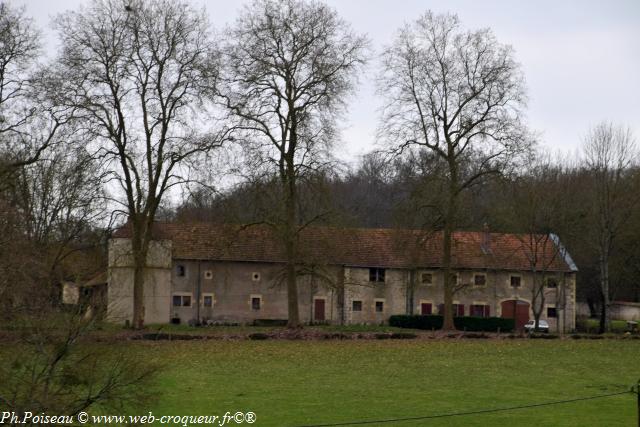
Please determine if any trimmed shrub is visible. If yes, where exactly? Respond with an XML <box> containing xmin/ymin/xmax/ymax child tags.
<box><xmin>388</xmin><ymin>315</ymin><xmax>443</xmax><ymax>330</ymax></box>
<box><xmin>389</xmin><ymin>315</ymin><xmax>514</xmax><ymax>332</ymax></box>
<box><xmin>454</xmin><ymin>316</ymin><xmax>515</xmax><ymax>332</ymax></box>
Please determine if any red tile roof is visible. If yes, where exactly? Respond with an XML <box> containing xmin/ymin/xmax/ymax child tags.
<box><xmin>112</xmin><ymin>222</ymin><xmax>575</xmax><ymax>272</ymax></box>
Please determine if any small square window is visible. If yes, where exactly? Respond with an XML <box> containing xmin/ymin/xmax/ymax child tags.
<box><xmin>547</xmin><ymin>307</ymin><xmax>557</xmax><ymax>318</ymax></box>
<box><xmin>172</xmin><ymin>294</ymin><xmax>191</xmax><ymax>307</ymax></box>
<box><xmin>421</xmin><ymin>273</ymin><xmax>432</xmax><ymax>284</ymax></box>
<box><xmin>204</xmin><ymin>270</ymin><xmax>213</xmax><ymax>280</ymax></box>
<box><xmin>203</xmin><ymin>295</ymin><xmax>213</xmax><ymax>307</ymax></box>
<box><xmin>352</xmin><ymin>300</ymin><xmax>362</xmax><ymax>312</ymax></box>
<box><xmin>252</xmin><ymin>272</ymin><xmax>261</xmax><ymax>281</ymax></box>
<box><xmin>474</xmin><ymin>274</ymin><xmax>486</xmax><ymax>286</ymax></box>
<box><xmin>510</xmin><ymin>276</ymin><xmax>521</xmax><ymax>288</ymax></box>
<box><xmin>546</xmin><ymin>278</ymin><xmax>558</xmax><ymax>288</ymax></box>
<box><xmin>172</xmin><ymin>295</ymin><xmax>181</xmax><ymax>307</ymax></box>
<box><xmin>176</xmin><ymin>265</ymin><xmax>186</xmax><ymax>277</ymax></box>
<box><xmin>251</xmin><ymin>297</ymin><xmax>261</xmax><ymax>310</ymax></box>
<box><xmin>375</xmin><ymin>301</ymin><xmax>384</xmax><ymax>312</ymax></box>
<box><xmin>369</xmin><ymin>268</ymin><xmax>385</xmax><ymax>283</ymax></box>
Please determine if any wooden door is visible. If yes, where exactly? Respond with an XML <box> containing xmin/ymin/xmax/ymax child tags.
<box><xmin>501</xmin><ymin>300</ymin><xmax>530</xmax><ymax>329</ymax></box>
<box><xmin>421</xmin><ymin>303</ymin><xmax>432</xmax><ymax>315</ymax></box>
<box><xmin>314</xmin><ymin>299</ymin><xmax>325</xmax><ymax>321</ymax></box>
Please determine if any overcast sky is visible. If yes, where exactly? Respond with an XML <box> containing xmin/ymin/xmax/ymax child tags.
<box><xmin>17</xmin><ymin>0</ymin><xmax>640</xmax><ymax>164</ymax></box>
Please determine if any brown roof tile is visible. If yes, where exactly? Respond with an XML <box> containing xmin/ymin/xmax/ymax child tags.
<box><xmin>112</xmin><ymin>222</ymin><xmax>575</xmax><ymax>272</ymax></box>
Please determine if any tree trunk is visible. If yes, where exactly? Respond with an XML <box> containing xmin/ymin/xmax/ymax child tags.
<box><xmin>599</xmin><ymin>249</ymin><xmax>611</xmax><ymax>334</ymax></box>
<box><xmin>531</xmin><ymin>273</ymin><xmax>544</xmax><ymax>332</ymax></box>
<box><xmin>442</xmin><ymin>160</ymin><xmax>458</xmax><ymax>331</ymax></box>
<box><xmin>284</xmin><ymin>162</ymin><xmax>300</xmax><ymax>328</ymax></box>
<box><xmin>130</xmin><ymin>216</ymin><xmax>153</xmax><ymax>330</ymax></box>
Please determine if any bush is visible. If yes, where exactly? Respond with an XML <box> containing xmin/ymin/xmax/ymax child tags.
<box><xmin>389</xmin><ymin>315</ymin><xmax>514</xmax><ymax>332</ymax></box>
<box><xmin>388</xmin><ymin>315</ymin><xmax>443</xmax><ymax>330</ymax></box>
<box><xmin>454</xmin><ymin>316</ymin><xmax>515</xmax><ymax>332</ymax></box>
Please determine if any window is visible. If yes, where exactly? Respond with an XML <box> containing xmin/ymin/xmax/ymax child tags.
<box><xmin>172</xmin><ymin>294</ymin><xmax>191</xmax><ymax>307</ymax></box>
<box><xmin>450</xmin><ymin>274</ymin><xmax>458</xmax><ymax>285</ymax></box>
<box><xmin>204</xmin><ymin>270</ymin><xmax>213</xmax><ymax>280</ymax></box>
<box><xmin>203</xmin><ymin>295</ymin><xmax>213</xmax><ymax>308</ymax></box>
<box><xmin>547</xmin><ymin>306</ymin><xmax>557</xmax><ymax>318</ymax></box>
<box><xmin>546</xmin><ymin>278</ymin><xmax>558</xmax><ymax>288</ymax></box>
<box><xmin>470</xmin><ymin>304</ymin><xmax>490</xmax><ymax>318</ymax></box>
<box><xmin>375</xmin><ymin>300</ymin><xmax>384</xmax><ymax>312</ymax></box>
<box><xmin>252</xmin><ymin>272</ymin><xmax>261</xmax><ymax>281</ymax></box>
<box><xmin>251</xmin><ymin>297</ymin><xmax>261</xmax><ymax>310</ymax></box>
<box><xmin>510</xmin><ymin>275</ymin><xmax>521</xmax><ymax>288</ymax></box>
<box><xmin>420</xmin><ymin>302</ymin><xmax>432</xmax><ymax>315</ymax></box>
<box><xmin>352</xmin><ymin>300</ymin><xmax>362</xmax><ymax>312</ymax></box>
<box><xmin>176</xmin><ymin>265</ymin><xmax>186</xmax><ymax>277</ymax></box>
<box><xmin>421</xmin><ymin>273</ymin><xmax>432</xmax><ymax>285</ymax></box>
<box><xmin>369</xmin><ymin>268</ymin><xmax>385</xmax><ymax>283</ymax></box>
<box><xmin>474</xmin><ymin>274</ymin><xmax>486</xmax><ymax>286</ymax></box>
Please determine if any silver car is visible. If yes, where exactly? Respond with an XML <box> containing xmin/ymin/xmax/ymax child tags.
<box><xmin>524</xmin><ymin>319</ymin><xmax>549</xmax><ymax>333</ymax></box>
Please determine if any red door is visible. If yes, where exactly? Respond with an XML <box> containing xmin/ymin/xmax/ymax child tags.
<box><xmin>314</xmin><ymin>299</ymin><xmax>325</xmax><ymax>321</ymax></box>
<box><xmin>501</xmin><ymin>300</ymin><xmax>530</xmax><ymax>329</ymax></box>
<box><xmin>421</xmin><ymin>303</ymin><xmax>432</xmax><ymax>315</ymax></box>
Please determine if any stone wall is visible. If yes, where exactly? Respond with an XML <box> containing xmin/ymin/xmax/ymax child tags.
<box><xmin>106</xmin><ymin>237</ymin><xmax>577</xmax><ymax>331</ymax></box>
<box><xmin>168</xmin><ymin>259</ymin><xmax>341</xmax><ymax>325</ymax></box>
<box><xmin>107</xmin><ymin>238</ymin><xmax>172</xmax><ymax>325</ymax></box>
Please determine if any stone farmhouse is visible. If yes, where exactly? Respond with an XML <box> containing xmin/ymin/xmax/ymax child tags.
<box><xmin>108</xmin><ymin>222</ymin><xmax>578</xmax><ymax>332</ymax></box>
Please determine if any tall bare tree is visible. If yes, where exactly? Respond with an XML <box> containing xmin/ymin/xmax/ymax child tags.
<box><xmin>54</xmin><ymin>0</ymin><xmax>229</xmax><ymax>328</ymax></box>
<box><xmin>378</xmin><ymin>12</ymin><xmax>531</xmax><ymax>330</ymax></box>
<box><xmin>502</xmin><ymin>156</ymin><xmax>570</xmax><ymax>332</ymax></box>
<box><xmin>583</xmin><ymin>122</ymin><xmax>638</xmax><ymax>332</ymax></box>
<box><xmin>0</xmin><ymin>2</ymin><xmax>67</xmax><ymax>179</ymax></box>
<box><xmin>221</xmin><ymin>0</ymin><xmax>368</xmax><ymax>327</ymax></box>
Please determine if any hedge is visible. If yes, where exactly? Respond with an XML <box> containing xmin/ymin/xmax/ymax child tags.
<box><xmin>389</xmin><ymin>315</ymin><xmax>514</xmax><ymax>332</ymax></box>
<box><xmin>388</xmin><ymin>315</ymin><xmax>443</xmax><ymax>330</ymax></box>
<box><xmin>454</xmin><ymin>316</ymin><xmax>515</xmax><ymax>332</ymax></box>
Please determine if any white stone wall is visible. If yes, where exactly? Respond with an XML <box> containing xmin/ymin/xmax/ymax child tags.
<box><xmin>107</xmin><ymin>238</ymin><xmax>172</xmax><ymax>325</ymax></box>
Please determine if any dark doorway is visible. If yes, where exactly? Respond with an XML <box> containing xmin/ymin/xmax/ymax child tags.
<box><xmin>314</xmin><ymin>299</ymin><xmax>325</xmax><ymax>321</ymax></box>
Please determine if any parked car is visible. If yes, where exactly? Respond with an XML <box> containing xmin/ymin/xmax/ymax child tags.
<box><xmin>524</xmin><ymin>319</ymin><xmax>549</xmax><ymax>333</ymax></box>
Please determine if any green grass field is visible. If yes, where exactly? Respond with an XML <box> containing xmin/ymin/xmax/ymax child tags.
<box><xmin>125</xmin><ymin>339</ymin><xmax>640</xmax><ymax>427</ymax></box>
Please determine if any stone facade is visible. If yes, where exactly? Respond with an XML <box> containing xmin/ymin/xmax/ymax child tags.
<box><xmin>107</xmin><ymin>234</ymin><xmax>577</xmax><ymax>332</ymax></box>
<box><xmin>107</xmin><ymin>239</ymin><xmax>172</xmax><ymax>324</ymax></box>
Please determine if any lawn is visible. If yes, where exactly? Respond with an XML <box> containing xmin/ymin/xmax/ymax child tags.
<box><xmin>123</xmin><ymin>339</ymin><xmax>640</xmax><ymax>427</ymax></box>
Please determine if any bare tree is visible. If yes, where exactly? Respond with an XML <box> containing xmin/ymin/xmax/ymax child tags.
<box><xmin>0</xmin><ymin>2</ymin><xmax>67</xmax><ymax>179</ymax></box>
<box><xmin>0</xmin><ymin>310</ymin><xmax>156</xmax><ymax>426</ymax></box>
<box><xmin>53</xmin><ymin>0</ymin><xmax>230</xmax><ymax>328</ymax></box>
<box><xmin>583</xmin><ymin>122</ymin><xmax>638</xmax><ymax>333</ymax></box>
<box><xmin>503</xmin><ymin>156</ymin><xmax>569</xmax><ymax>332</ymax></box>
<box><xmin>221</xmin><ymin>0</ymin><xmax>368</xmax><ymax>327</ymax></box>
<box><xmin>378</xmin><ymin>12</ymin><xmax>532</xmax><ymax>330</ymax></box>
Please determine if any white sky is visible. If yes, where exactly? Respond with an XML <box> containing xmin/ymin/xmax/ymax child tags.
<box><xmin>17</xmin><ymin>0</ymin><xmax>640</xmax><ymax>165</ymax></box>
